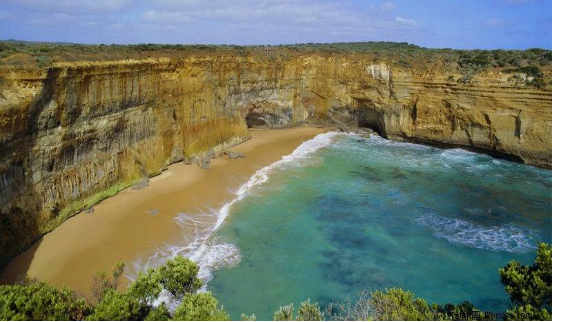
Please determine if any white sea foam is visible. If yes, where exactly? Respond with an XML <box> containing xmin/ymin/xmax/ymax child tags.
<box><xmin>350</xmin><ymin>134</ymin><xmax>443</xmax><ymax>169</ymax></box>
<box><xmin>440</xmin><ymin>148</ymin><xmax>477</xmax><ymax>159</ymax></box>
<box><xmin>373</xmin><ymin>137</ymin><xmax>433</xmax><ymax>153</ymax></box>
<box><xmin>127</xmin><ymin>131</ymin><xmax>342</xmax><ymax>288</ymax></box>
<box><xmin>414</xmin><ymin>214</ymin><xmax>537</xmax><ymax>253</ymax></box>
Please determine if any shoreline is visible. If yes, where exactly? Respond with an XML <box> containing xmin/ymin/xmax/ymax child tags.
<box><xmin>0</xmin><ymin>127</ymin><xmax>327</xmax><ymax>294</ymax></box>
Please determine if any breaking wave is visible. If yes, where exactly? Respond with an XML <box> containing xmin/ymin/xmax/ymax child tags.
<box><xmin>414</xmin><ymin>214</ymin><xmax>537</xmax><ymax>253</ymax></box>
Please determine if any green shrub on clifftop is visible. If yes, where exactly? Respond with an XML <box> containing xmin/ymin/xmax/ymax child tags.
<box><xmin>173</xmin><ymin>293</ymin><xmax>229</xmax><ymax>321</ymax></box>
<box><xmin>273</xmin><ymin>300</ymin><xmax>324</xmax><ymax>321</ymax></box>
<box><xmin>0</xmin><ymin>256</ymin><xmax>228</xmax><ymax>321</ymax></box>
<box><xmin>500</xmin><ymin>243</ymin><xmax>552</xmax><ymax>320</ymax></box>
<box><xmin>502</xmin><ymin>65</ymin><xmax>546</xmax><ymax>88</ymax></box>
<box><xmin>370</xmin><ymin>288</ymin><xmax>438</xmax><ymax>320</ymax></box>
<box><xmin>326</xmin><ymin>288</ymin><xmax>485</xmax><ymax>321</ymax></box>
<box><xmin>0</xmin><ymin>279</ymin><xmax>88</xmax><ymax>320</ymax></box>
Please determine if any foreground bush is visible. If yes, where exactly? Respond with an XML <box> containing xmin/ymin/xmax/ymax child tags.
<box><xmin>0</xmin><ymin>279</ymin><xmax>87</xmax><ymax>320</ymax></box>
<box><xmin>0</xmin><ymin>256</ymin><xmax>228</xmax><ymax>321</ymax></box>
<box><xmin>273</xmin><ymin>300</ymin><xmax>324</xmax><ymax>321</ymax></box>
<box><xmin>500</xmin><ymin>243</ymin><xmax>552</xmax><ymax>320</ymax></box>
<box><xmin>306</xmin><ymin>288</ymin><xmax>482</xmax><ymax>321</ymax></box>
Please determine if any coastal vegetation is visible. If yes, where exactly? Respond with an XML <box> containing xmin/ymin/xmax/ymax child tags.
<box><xmin>0</xmin><ymin>40</ymin><xmax>551</xmax><ymax>87</ymax></box>
<box><xmin>0</xmin><ymin>40</ymin><xmax>551</xmax><ymax>67</ymax></box>
<box><xmin>0</xmin><ymin>244</ymin><xmax>551</xmax><ymax>321</ymax></box>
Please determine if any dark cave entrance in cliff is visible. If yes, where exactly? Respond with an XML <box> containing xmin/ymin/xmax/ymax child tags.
<box><xmin>357</xmin><ymin>106</ymin><xmax>387</xmax><ymax>138</ymax></box>
<box><xmin>245</xmin><ymin>110</ymin><xmax>268</xmax><ymax>128</ymax></box>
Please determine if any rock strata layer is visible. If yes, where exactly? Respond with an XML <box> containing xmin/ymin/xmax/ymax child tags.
<box><xmin>0</xmin><ymin>53</ymin><xmax>552</xmax><ymax>268</ymax></box>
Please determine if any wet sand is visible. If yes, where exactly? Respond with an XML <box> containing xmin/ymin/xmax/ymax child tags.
<box><xmin>0</xmin><ymin>127</ymin><xmax>327</xmax><ymax>294</ymax></box>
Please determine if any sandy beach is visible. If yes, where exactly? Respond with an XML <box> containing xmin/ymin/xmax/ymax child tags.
<box><xmin>0</xmin><ymin>127</ymin><xmax>327</xmax><ymax>295</ymax></box>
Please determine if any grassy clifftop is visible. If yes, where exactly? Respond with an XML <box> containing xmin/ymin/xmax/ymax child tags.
<box><xmin>0</xmin><ymin>41</ymin><xmax>552</xmax><ymax>91</ymax></box>
<box><xmin>0</xmin><ymin>40</ymin><xmax>551</xmax><ymax>67</ymax></box>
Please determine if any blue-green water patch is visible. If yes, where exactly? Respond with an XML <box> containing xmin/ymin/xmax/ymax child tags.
<box><xmin>201</xmin><ymin>133</ymin><xmax>552</xmax><ymax>319</ymax></box>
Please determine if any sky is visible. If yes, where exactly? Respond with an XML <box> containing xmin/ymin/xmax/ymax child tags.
<box><xmin>0</xmin><ymin>0</ymin><xmax>552</xmax><ymax>49</ymax></box>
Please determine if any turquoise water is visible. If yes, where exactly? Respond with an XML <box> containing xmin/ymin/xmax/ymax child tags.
<box><xmin>205</xmin><ymin>133</ymin><xmax>551</xmax><ymax>319</ymax></box>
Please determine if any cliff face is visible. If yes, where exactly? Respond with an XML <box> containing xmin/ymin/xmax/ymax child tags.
<box><xmin>0</xmin><ymin>53</ymin><xmax>552</xmax><ymax>267</ymax></box>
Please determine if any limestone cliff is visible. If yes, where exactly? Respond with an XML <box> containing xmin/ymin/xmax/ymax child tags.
<box><xmin>0</xmin><ymin>53</ymin><xmax>552</xmax><ymax>268</ymax></box>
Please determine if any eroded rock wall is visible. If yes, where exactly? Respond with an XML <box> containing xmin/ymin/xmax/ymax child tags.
<box><xmin>0</xmin><ymin>54</ymin><xmax>552</xmax><ymax>267</ymax></box>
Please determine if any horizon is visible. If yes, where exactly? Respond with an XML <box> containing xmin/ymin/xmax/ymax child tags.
<box><xmin>0</xmin><ymin>0</ymin><xmax>552</xmax><ymax>50</ymax></box>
